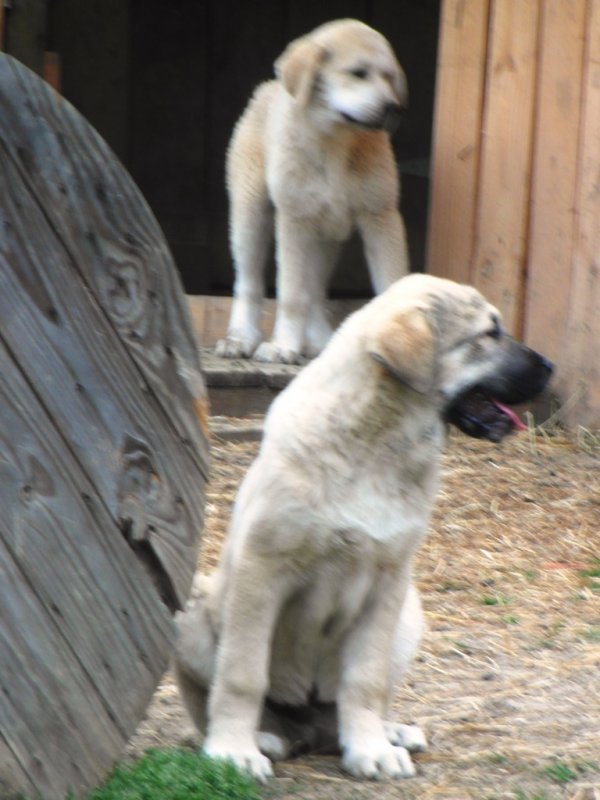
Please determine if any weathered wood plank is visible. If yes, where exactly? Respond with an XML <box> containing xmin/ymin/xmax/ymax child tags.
<box><xmin>426</xmin><ymin>0</ymin><xmax>490</xmax><ymax>282</ymax></box>
<box><xmin>0</xmin><ymin>339</ymin><xmax>173</xmax><ymax>799</ymax></box>
<box><xmin>0</xmin><ymin>147</ymin><xmax>204</xmax><ymax>610</ymax></box>
<box><xmin>0</xmin><ymin>54</ymin><xmax>207</xmax><ymax>609</ymax></box>
<box><xmin>471</xmin><ymin>0</ymin><xmax>539</xmax><ymax>335</ymax></box>
<box><xmin>0</xmin><ymin>55</ymin><xmax>209</xmax><ymax>480</ymax></box>
<box><xmin>0</xmin><ymin>51</ymin><xmax>210</xmax><ymax>799</ymax></box>
<box><xmin>523</xmin><ymin>0</ymin><xmax>586</xmax><ymax>364</ymax></box>
<box><xmin>562</xmin><ymin>0</ymin><xmax>600</xmax><ymax>424</ymax></box>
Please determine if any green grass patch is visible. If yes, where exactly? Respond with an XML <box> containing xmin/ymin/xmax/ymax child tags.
<box><xmin>579</xmin><ymin>558</ymin><xmax>600</xmax><ymax>592</ymax></box>
<box><xmin>543</xmin><ymin>761</ymin><xmax>578</xmax><ymax>784</ymax></box>
<box><xmin>480</xmin><ymin>594</ymin><xmax>511</xmax><ymax>606</ymax></box>
<box><xmin>541</xmin><ymin>759</ymin><xmax>598</xmax><ymax>785</ymax></box>
<box><xmin>522</xmin><ymin>570</ymin><xmax>539</xmax><ymax>583</ymax></box>
<box><xmin>87</xmin><ymin>748</ymin><xmax>261</xmax><ymax>800</ymax></box>
<box><xmin>582</xmin><ymin>625</ymin><xmax>600</xmax><ymax>642</ymax></box>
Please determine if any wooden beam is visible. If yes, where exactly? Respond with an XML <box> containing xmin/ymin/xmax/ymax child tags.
<box><xmin>426</xmin><ymin>0</ymin><xmax>490</xmax><ymax>283</ymax></box>
<box><xmin>471</xmin><ymin>0</ymin><xmax>539</xmax><ymax>336</ymax></box>
<box><xmin>524</xmin><ymin>0</ymin><xmax>586</xmax><ymax>366</ymax></box>
<box><xmin>561</xmin><ymin>0</ymin><xmax>600</xmax><ymax>425</ymax></box>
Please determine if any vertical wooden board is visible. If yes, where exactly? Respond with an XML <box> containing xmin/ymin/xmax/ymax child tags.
<box><xmin>0</xmin><ymin>56</ymin><xmax>209</xmax><ymax>481</ymax></box>
<box><xmin>426</xmin><ymin>0</ymin><xmax>490</xmax><ymax>283</ymax></box>
<box><xmin>523</xmin><ymin>0</ymin><xmax>586</xmax><ymax>365</ymax></box>
<box><xmin>561</xmin><ymin>0</ymin><xmax>600</xmax><ymax>426</ymax></box>
<box><xmin>471</xmin><ymin>0</ymin><xmax>539</xmax><ymax>334</ymax></box>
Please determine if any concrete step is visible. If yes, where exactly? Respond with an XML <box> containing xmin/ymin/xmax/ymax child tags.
<box><xmin>199</xmin><ymin>347</ymin><xmax>301</xmax><ymax>418</ymax></box>
<box><xmin>190</xmin><ymin>296</ymin><xmax>366</xmax><ymax>419</ymax></box>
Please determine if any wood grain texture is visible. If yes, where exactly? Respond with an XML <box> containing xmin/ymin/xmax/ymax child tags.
<box><xmin>0</xmin><ymin>55</ymin><xmax>208</xmax><ymax>481</ymax></box>
<box><xmin>0</xmin><ymin>53</ymin><xmax>208</xmax><ymax>798</ymax></box>
<box><xmin>0</xmin><ymin>54</ymin><xmax>208</xmax><ymax>608</ymax></box>
<box><xmin>523</xmin><ymin>0</ymin><xmax>586</xmax><ymax>365</ymax></box>
<box><xmin>426</xmin><ymin>0</ymin><xmax>490</xmax><ymax>282</ymax></box>
<box><xmin>471</xmin><ymin>0</ymin><xmax>539</xmax><ymax>335</ymax></box>
<box><xmin>562</xmin><ymin>0</ymin><xmax>600</xmax><ymax>424</ymax></box>
<box><xmin>0</xmin><ymin>339</ymin><xmax>173</xmax><ymax>799</ymax></box>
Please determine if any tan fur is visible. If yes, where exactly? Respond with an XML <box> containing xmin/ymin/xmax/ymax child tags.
<box><xmin>215</xmin><ymin>19</ymin><xmax>410</xmax><ymax>364</ymax></box>
<box><xmin>175</xmin><ymin>275</ymin><xmax>552</xmax><ymax>782</ymax></box>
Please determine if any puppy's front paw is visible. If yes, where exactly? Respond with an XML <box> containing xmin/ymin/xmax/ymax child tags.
<box><xmin>342</xmin><ymin>742</ymin><xmax>416</xmax><ymax>780</ymax></box>
<box><xmin>384</xmin><ymin>722</ymin><xmax>427</xmax><ymax>753</ymax></box>
<box><xmin>253</xmin><ymin>341</ymin><xmax>304</xmax><ymax>364</ymax></box>
<box><xmin>215</xmin><ymin>336</ymin><xmax>259</xmax><ymax>359</ymax></box>
<box><xmin>203</xmin><ymin>737</ymin><xmax>273</xmax><ymax>782</ymax></box>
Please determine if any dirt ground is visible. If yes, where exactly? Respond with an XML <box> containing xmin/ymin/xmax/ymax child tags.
<box><xmin>127</xmin><ymin>422</ymin><xmax>600</xmax><ymax>800</ymax></box>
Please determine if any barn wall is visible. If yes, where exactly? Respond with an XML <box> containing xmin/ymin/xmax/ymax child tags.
<box><xmin>427</xmin><ymin>0</ymin><xmax>600</xmax><ymax>427</ymax></box>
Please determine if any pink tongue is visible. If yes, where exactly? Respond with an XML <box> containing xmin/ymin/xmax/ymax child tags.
<box><xmin>492</xmin><ymin>399</ymin><xmax>527</xmax><ymax>431</ymax></box>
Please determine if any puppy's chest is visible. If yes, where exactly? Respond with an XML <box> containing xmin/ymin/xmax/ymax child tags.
<box><xmin>269</xmin><ymin>148</ymin><xmax>361</xmax><ymax>238</ymax></box>
<box><xmin>278</xmin><ymin>542</ymin><xmax>385</xmax><ymax>640</ymax></box>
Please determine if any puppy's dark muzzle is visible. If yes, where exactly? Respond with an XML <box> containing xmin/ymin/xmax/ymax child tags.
<box><xmin>483</xmin><ymin>341</ymin><xmax>553</xmax><ymax>405</ymax></box>
<box><xmin>342</xmin><ymin>102</ymin><xmax>406</xmax><ymax>134</ymax></box>
<box><xmin>445</xmin><ymin>341</ymin><xmax>553</xmax><ymax>442</ymax></box>
<box><xmin>381</xmin><ymin>102</ymin><xmax>406</xmax><ymax>135</ymax></box>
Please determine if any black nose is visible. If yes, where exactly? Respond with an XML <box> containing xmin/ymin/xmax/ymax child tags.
<box><xmin>385</xmin><ymin>101</ymin><xmax>405</xmax><ymax>116</ymax></box>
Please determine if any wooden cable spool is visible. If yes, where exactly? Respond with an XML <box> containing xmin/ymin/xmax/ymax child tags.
<box><xmin>0</xmin><ymin>53</ymin><xmax>209</xmax><ymax>799</ymax></box>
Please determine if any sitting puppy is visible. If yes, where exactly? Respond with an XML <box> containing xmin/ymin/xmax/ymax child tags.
<box><xmin>216</xmin><ymin>18</ymin><xmax>410</xmax><ymax>364</ymax></box>
<box><xmin>177</xmin><ymin>274</ymin><xmax>552</xmax><ymax>781</ymax></box>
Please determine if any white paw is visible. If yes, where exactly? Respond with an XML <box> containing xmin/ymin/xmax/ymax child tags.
<box><xmin>384</xmin><ymin>722</ymin><xmax>427</xmax><ymax>753</ymax></box>
<box><xmin>342</xmin><ymin>741</ymin><xmax>416</xmax><ymax>780</ymax></box>
<box><xmin>203</xmin><ymin>738</ymin><xmax>273</xmax><ymax>782</ymax></box>
<box><xmin>214</xmin><ymin>336</ymin><xmax>259</xmax><ymax>359</ymax></box>
<box><xmin>253</xmin><ymin>341</ymin><xmax>304</xmax><ymax>364</ymax></box>
<box><xmin>256</xmin><ymin>731</ymin><xmax>290</xmax><ymax>761</ymax></box>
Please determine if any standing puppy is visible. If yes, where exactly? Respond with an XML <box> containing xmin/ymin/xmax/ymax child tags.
<box><xmin>176</xmin><ymin>275</ymin><xmax>553</xmax><ymax>782</ymax></box>
<box><xmin>216</xmin><ymin>19</ymin><xmax>410</xmax><ymax>364</ymax></box>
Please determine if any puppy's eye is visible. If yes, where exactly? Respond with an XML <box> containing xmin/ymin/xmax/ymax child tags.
<box><xmin>349</xmin><ymin>67</ymin><xmax>368</xmax><ymax>80</ymax></box>
<box><xmin>486</xmin><ymin>317</ymin><xmax>502</xmax><ymax>339</ymax></box>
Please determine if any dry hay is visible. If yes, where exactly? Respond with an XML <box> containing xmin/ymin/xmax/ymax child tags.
<box><xmin>128</xmin><ymin>424</ymin><xmax>600</xmax><ymax>800</ymax></box>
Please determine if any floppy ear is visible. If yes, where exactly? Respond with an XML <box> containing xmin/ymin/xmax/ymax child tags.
<box><xmin>275</xmin><ymin>38</ymin><xmax>328</xmax><ymax>106</ymax></box>
<box><xmin>367</xmin><ymin>307</ymin><xmax>436</xmax><ymax>395</ymax></box>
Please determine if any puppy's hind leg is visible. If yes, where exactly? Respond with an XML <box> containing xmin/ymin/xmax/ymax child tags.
<box><xmin>358</xmin><ymin>208</ymin><xmax>410</xmax><ymax>294</ymax></box>
<box><xmin>216</xmin><ymin>124</ymin><xmax>273</xmax><ymax>359</ymax></box>
<box><xmin>173</xmin><ymin>582</ymin><xmax>219</xmax><ymax>737</ymax></box>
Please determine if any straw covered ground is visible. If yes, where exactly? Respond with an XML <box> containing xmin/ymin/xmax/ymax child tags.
<box><xmin>128</xmin><ymin>422</ymin><xmax>600</xmax><ymax>800</ymax></box>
